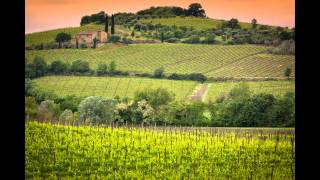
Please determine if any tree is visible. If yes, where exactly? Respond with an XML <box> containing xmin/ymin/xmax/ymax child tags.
<box><xmin>59</xmin><ymin>109</ymin><xmax>74</xmax><ymax>124</ymax></box>
<box><xmin>111</xmin><ymin>14</ymin><xmax>115</xmax><ymax>34</ymax></box>
<box><xmin>134</xmin><ymin>88</ymin><xmax>174</xmax><ymax>110</ymax></box>
<box><xmin>55</xmin><ymin>33</ymin><xmax>71</xmax><ymax>48</ymax></box>
<box><xmin>80</xmin><ymin>16</ymin><xmax>91</xmax><ymax>26</ymax></box>
<box><xmin>25</xmin><ymin>96</ymin><xmax>38</xmax><ymax>119</ymax></box>
<box><xmin>70</xmin><ymin>60</ymin><xmax>90</xmax><ymax>73</ymax></box>
<box><xmin>38</xmin><ymin>100</ymin><xmax>61</xmax><ymax>122</ymax></box>
<box><xmin>49</xmin><ymin>60</ymin><xmax>68</xmax><ymax>74</ymax></box>
<box><xmin>26</xmin><ymin>56</ymin><xmax>48</xmax><ymax>78</ymax></box>
<box><xmin>161</xmin><ymin>32</ymin><xmax>164</xmax><ymax>43</ymax></box>
<box><xmin>105</xmin><ymin>15</ymin><xmax>109</xmax><ymax>33</ymax></box>
<box><xmin>78</xmin><ymin>96</ymin><xmax>117</xmax><ymax>124</ymax></box>
<box><xmin>96</xmin><ymin>63</ymin><xmax>108</xmax><ymax>76</ymax></box>
<box><xmin>251</xmin><ymin>18</ymin><xmax>257</xmax><ymax>29</ymax></box>
<box><xmin>93</xmin><ymin>37</ymin><xmax>99</xmax><ymax>48</ymax></box>
<box><xmin>153</xmin><ymin>67</ymin><xmax>165</xmax><ymax>78</ymax></box>
<box><xmin>187</xmin><ymin>3</ymin><xmax>206</xmax><ymax>17</ymax></box>
<box><xmin>284</xmin><ymin>67</ymin><xmax>292</xmax><ymax>79</ymax></box>
<box><xmin>227</xmin><ymin>18</ymin><xmax>240</xmax><ymax>29</ymax></box>
<box><xmin>109</xmin><ymin>61</ymin><xmax>116</xmax><ymax>74</ymax></box>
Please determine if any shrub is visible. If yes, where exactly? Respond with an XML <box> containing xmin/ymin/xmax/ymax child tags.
<box><xmin>49</xmin><ymin>60</ymin><xmax>69</xmax><ymax>74</ymax></box>
<box><xmin>59</xmin><ymin>109</ymin><xmax>74</xmax><ymax>124</ymax></box>
<box><xmin>78</xmin><ymin>96</ymin><xmax>117</xmax><ymax>124</ymax></box>
<box><xmin>109</xmin><ymin>35</ymin><xmax>121</xmax><ymax>43</ymax></box>
<box><xmin>134</xmin><ymin>88</ymin><xmax>174</xmax><ymax>109</ymax></box>
<box><xmin>70</xmin><ymin>60</ymin><xmax>90</xmax><ymax>73</ymax></box>
<box><xmin>153</xmin><ymin>67</ymin><xmax>165</xmax><ymax>78</ymax></box>
<box><xmin>182</xmin><ymin>35</ymin><xmax>201</xmax><ymax>44</ymax></box>
<box><xmin>165</xmin><ymin>38</ymin><xmax>180</xmax><ymax>43</ymax></box>
<box><xmin>202</xmin><ymin>35</ymin><xmax>216</xmax><ymax>44</ymax></box>
<box><xmin>96</xmin><ymin>63</ymin><xmax>108</xmax><ymax>76</ymax></box>
<box><xmin>38</xmin><ymin>100</ymin><xmax>61</xmax><ymax>121</ymax></box>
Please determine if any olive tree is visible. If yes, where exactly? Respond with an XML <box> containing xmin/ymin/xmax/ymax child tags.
<box><xmin>78</xmin><ymin>96</ymin><xmax>117</xmax><ymax>124</ymax></box>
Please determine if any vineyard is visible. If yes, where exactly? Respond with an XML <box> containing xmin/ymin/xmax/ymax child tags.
<box><xmin>205</xmin><ymin>81</ymin><xmax>295</xmax><ymax>102</ymax></box>
<box><xmin>25</xmin><ymin>44</ymin><xmax>294</xmax><ymax>79</ymax></box>
<box><xmin>26</xmin><ymin>121</ymin><xmax>295</xmax><ymax>179</ymax></box>
<box><xmin>139</xmin><ymin>17</ymin><xmax>256</xmax><ymax>30</ymax></box>
<box><xmin>32</xmin><ymin>76</ymin><xmax>198</xmax><ymax>101</ymax></box>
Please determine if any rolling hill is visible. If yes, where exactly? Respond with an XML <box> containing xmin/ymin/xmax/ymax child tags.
<box><xmin>25</xmin><ymin>43</ymin><xmax>294</xmax><ymax>79</ymax></box>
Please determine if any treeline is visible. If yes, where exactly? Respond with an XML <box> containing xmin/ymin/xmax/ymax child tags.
<box><xmin>25</xmin><ymin>57</ymin><xmax>208</xmax><ymax>82</ymax></box>
<box><xmin>26</xmin><ymin>83</ymin><xmax>295</xmax><ymax>127</ymax></box>
<box><xmin>80</xmin><ymin>3</ymin><xmax>206</xmax><ymax>26</ymax></box>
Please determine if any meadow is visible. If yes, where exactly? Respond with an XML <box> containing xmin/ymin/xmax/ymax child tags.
<box><xmin>32</xmin><ymin>76</ymin><xmax>198</xmax><ymax>101</ymax></box>
<box><xmin>25</xmin><ymin>44</ymin><xmax>294</xmax><ymax>79</ymax></box>
<box><xmin>26</xmin><ymin>121</ymin><xmax>295</xmax><ymax>179</ymax></box>
<box><xmin>205</xmin><ymin>81</ymin><xmax>295</xmax><ymax>102</ymax></box>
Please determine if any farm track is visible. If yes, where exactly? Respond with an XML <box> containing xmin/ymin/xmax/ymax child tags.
<box><xmin>190</xmin><ymin>84</ymin><xmax>209</xmax><ymax>101</ymax></box>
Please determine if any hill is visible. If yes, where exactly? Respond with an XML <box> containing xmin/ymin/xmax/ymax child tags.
<box><xmin>139</xmin><ymin>16</ymin><xmax>255</xmax><ymax>30</ymax></box>
<box><xmin>25</xmin><ymin>43</ymin><xmax>295</xmax><ymax>80</ymax></box>
<box><xmin>25</xmin><ymin>24</ymin><xmax>149</xmax><ymax>47</ymax></box>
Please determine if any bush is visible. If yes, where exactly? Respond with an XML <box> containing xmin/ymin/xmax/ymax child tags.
<box><xmin>165</xmin><ymin>38</ymin><xmax>180</xmax><ymax>43</ymax></box>
<box><xmin>78</xmin><ymin>96</ymin><xmax>117</xmax><ymax>124</ymax></box>
<box><xmin>187</xmin><ymin>73</ymin><xmax>207</xmax><ymax>82</ymax></box>
<box><xmin>70</xmin><ymin>60</ymin><xmax>90</xmax><ymax>73</ymax></box>
<box><xmin>202</xmin><ymin>35</ymin><xmax>216</xmax><ymax>44</ymax></box>
<box><xmin>134</xmin><ymin>88</ymin><xmax>174</xmax><ymax>109</ymax></box>
<box><xmin>182</xmin><ymin>35</ymin><xmax>201</xmax><ymax>44</ymax></box>
<box><xmin>25</xmin><ymin>56</ymin><xmax>48</xmax><ymax>78</ymax></box>
<box><xmin>25</xmin><ymin>96</ymin><xmax>38</xmax><ymax>118</ymax></box>
<box><xmin>38</xmin><ymin>100</ymin><xmax>61</xmax><ymax>121</ymax></box>
<box><xmin>49</xmin><ymin>60</ymin><xmax>69</xmax><ymax>74</ymax></box>
<box><xmin>59</xmin><ymin>109</ymin><xmax>74</xmax><ymax>124</ymax></box>
<box><xmin>109</xmin><ymin>35</ymin><xmax>121</xmax><ymax>43</ymax></box>
<box><xmin>153</xmin><ymin>67</ymin><xmax>165</xmax><ymax>78</ymax></box>
<box><xmin>96</xmin><ymin>63</ymin><xmax>108</xmax><ymax>76</ymax></box>
<box><xmin>229</xmin><ymin>83</ymin><xmax>251</xmax><ymax>99</ymax></box>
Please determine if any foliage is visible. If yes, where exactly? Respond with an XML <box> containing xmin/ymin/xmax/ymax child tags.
<box><xmin>134</xmin><ymin>88</ymin><xmax>174</xmax><ymax>109</ymax></box>
<box><xmin>80</xmin><ymin>11</ymin><xmax>106</xmax><ymax>25</ymax></box>
<box><xmin>153</xmin><ymin>66</ymin><xmax>165</xmax><ymax>78</ymax></box>
<box><xmin>37</xmin><ymin>100</ymin><xmax>61</xmax><ymax>121</ymax></box>
<box><xmin>25</xmin><ymin>96</ymin><xmax>38</xmax><ymax>118</ymax></box>
<box><xmin>186</xmin><ymin>3</ymin><xmax>206</xmax><ymax>17</ymax></box>
<box><xmin>284</xmin><ymin>67</ymin><xmax>292</xmax><ymax>79</ymax></box>
<box><xmin>25</xmin><ymin>56</ymin><xmax>48</xmax><ymax>78</ymax></box>
<box><xmin>70</xmin><ymin>60</ymin><xmax>90</xmax><ymax>73</ymax></box>
<box><xmin>96</xmin><ymin>63</ymin><xmax>108</xmax><ymax>76</ymax></box>
<box><xmin>49</xmin><ymin>60</ymin><xmax>69</xmax><ymax>74</ymax></box>
<box><xmin>26</xmin><ymin>121</ymin><xmax>295</xmax><ymax>179</ymax></box>
<box><xmin>229</xmin><ymin>83</ymin><xmax>251</xmax><ymax>99</ymax></box>
<box><xmin>55</xmin><ymin>32</ymin><xmax>71</xmax><ymax>48</ymax></box>
<box><xmin>108</xmin><ymin>35</ymin><xmax>121</xmax><ymax>43</ymax></box>
<box><xmin>59</xmin><ymin>109</ymin><xmax>74</xmax><ymax>124</ymax></box>
<box><xmin>78</xmin><ymin>96</ymin><xmax>117</xmax><ymax>124</ymax></box>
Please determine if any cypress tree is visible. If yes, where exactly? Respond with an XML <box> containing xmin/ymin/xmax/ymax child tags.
<box><xmin>105</xmin><ymin>15</ymin><xmax>109</xmax><ymax>33</ymax></box>
<box><xmin>111</xmin><ymin>14</ymin><xmax>115</xmax><ymax>34</ymax></box>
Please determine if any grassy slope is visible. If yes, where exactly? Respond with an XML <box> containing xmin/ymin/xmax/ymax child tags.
<box><xmin>25</xmin><ymin>24</ymin><xmax>146</xmax><ymax>47</ymax></box>
<box><xmin>205</xmin><ymin>81</ymin><xmax>295</xmax><ymax>102</ymax></box>
<box><xmin>32</xmin><ymin>76</ymin><xmax>198</xmax><ymax>101</ymax></box>
<box><xmin>26</xmin><ymin>43</ymin><xmax>294</xmax><ymax>79</ymax></box>
<box><xmin>139</xmin><ymin>17</ymin><xmax>265</xmax><ymax>30</ymax></box>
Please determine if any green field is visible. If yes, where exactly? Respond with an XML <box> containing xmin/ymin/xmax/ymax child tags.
<box><xmin>140</xmin><ymin>17</ymin><xmax>256</xmax><ymax>30</ymax></box>
<box><xmin>25</xmin><ymin>44</ymin><xmax>294</xmax><ymax>79</ymax></box>
<box><xmin>205</xmin><ymin>81</ymin><xmax>295</xmax><ymax>102</ymax></box>
<box><xmin>26</xmin><ymin>121</ymin><xmax>295</xmax><ymax>179</ymax></box>
<box><xmin>32</xmin><ymin>76</ymin><xmax>198</xmax><ymax>101</ymax></box>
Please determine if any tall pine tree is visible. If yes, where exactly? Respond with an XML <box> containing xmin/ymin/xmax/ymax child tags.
<box><xmin>105</xmin><ymin>15</ymin><xmax>109</xmax><ymax>33</ymax></box>
<box><xmin>111</xmin><ymin>14</ymin><xmax>115</xmax><ymax>34</ymax></box>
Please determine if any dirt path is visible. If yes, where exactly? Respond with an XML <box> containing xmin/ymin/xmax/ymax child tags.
<box><xmin>190</xmin><ymin>84</ymin><xmax>209</xmax><ymax>101</ymax></box>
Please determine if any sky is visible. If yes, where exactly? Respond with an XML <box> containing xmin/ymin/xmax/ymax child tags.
<box><xmin>25</xmin><ymin>0</ymin><xmax>295</xmax><ymax>34</ymax></box>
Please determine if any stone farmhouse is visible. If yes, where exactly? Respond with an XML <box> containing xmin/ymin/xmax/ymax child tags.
<box><xmin>71</xmin><ymin>30</ymin><xmax>108</xmax><ymax>48</ymax></box>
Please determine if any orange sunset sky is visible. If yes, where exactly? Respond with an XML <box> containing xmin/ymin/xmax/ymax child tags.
<box><xmin>25</xmin><ymin>0</ymin><xmax>295</xmax><ymax>34</ymax></box>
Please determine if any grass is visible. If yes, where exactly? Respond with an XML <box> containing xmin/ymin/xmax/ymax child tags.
<box><xmin>205</xmin><ymin>81</ymin><xmax>295</xmax><ymax>102</ymax></box>
<box><xmin>139</xmin><ymin>17</ymin><xmax>256</xmax><ymax>30</ymax></box>
<box><xmin>25</xmin><ymin>43</ymin><xmax>294</xmax><ymax>79</ymax></box>
<box><xmin>32</xmin><ymin>76</ymin><xmax>198</xmax><ymax>101</ymax></box>
<box><xmin>26</xmin><ymin>120</ymin><xmax>295</xmax><ymax>179</ymax></box>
